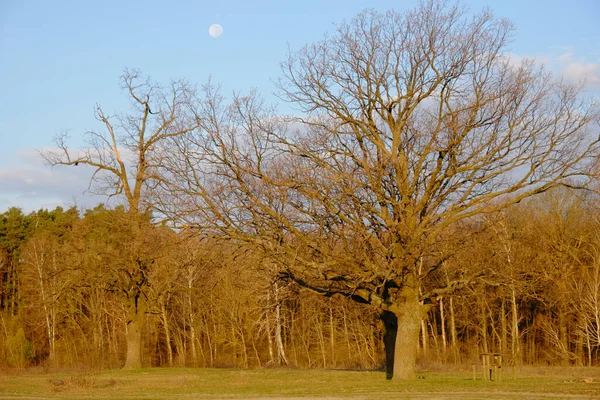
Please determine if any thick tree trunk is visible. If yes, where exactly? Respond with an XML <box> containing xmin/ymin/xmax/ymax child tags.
<box><xmin>124</xmin><ymin>318</ymin><xmax>142</xmax><ymax>369</ymax></box>
<box><xmin>123</xmin><ymin>302</ymin><xmax>144</xmax><ymax>369</ymax></box>
<box><xmin>392</xmin><ymin>298</ymin><xmax>427</xmax><ymax>380</ymax></box>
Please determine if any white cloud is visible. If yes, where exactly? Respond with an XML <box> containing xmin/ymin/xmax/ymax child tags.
<box><xmin>0</xmin><ymin>149</ymin><xmax>112</xmax><ymax>213</ymax></box>
<box><xmin>507</xmin><ymin>50</ymin><xmax>600</xmax><ymax>92</ymax></box>
<box><xmin>556</xmin><ymin>52</ymin><xmax>573</xmax><ymax>62</ymax></box>
<box><xmin>559</xmin><ymin>55</ymin><xmax>600</xmax><ymax>88</ymax></box>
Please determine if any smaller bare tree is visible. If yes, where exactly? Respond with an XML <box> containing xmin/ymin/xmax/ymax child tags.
<box><xmin>41</xmin><ymin>69</ymin><xmax>201</xmax><ymax>369</ymax></box>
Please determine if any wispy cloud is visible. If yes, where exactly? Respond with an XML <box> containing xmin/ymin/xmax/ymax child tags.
<box><xmin>559</xmin><ymin>53</ymin><xmax>600</xmax><ymax>89</ymax></box>
<box><xmin>0</xmin><ymin>149</ymin><xmax>113</xmax><ymax>213</ymax></box>
<box><xmin>507</xmin><ymin>50</ymin><xmax>600</xmax><ymax>92</ymax></box>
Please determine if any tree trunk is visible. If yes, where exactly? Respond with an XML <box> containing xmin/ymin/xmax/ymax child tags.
<box><xmin>440</xmin><ymin>296</ymin><xmax>447</xmax><ymax>361</ymax></box>
<box><xmin>585</xmin><ymin>325</ymin><xmax>592</xmax><ymax>367</ymax></box>
<box><xmin>35</xmin><ymin>252</ymin><xmax>55</xmax><ymax>363</ymax></box>
<box><xmin>265</xmin><ymin>300</ymin><xmax>274</xmax><ymax>364</ymax></box>
<box><xmin>123</xmin><ymin>302</ymin><xmax>144</xmax><ymax>369</ymax></box>
<box><xmin>381</xmin><ymin>311</ymin><xmax>397</xmax><ymax>380</ymax></box>
<box><xmin>511</xmin><ymin>289</ymin><xmax>520</xmax><ymax>364</ymax></box>
<box><xmin>392</xmin><ymin>297</ymin><xmax>427</xmax><ymax>380</ymax></box>
<box><xmin>480</xmin><ymin>292</ymin><xmax>489</xmax><ymax>355</ymax></box>
<box><xmin>187</xmin><ymin>282</ymin><xmax>198</xmax><ymax>367</ymax></box>
<box><xmin>449</xmin><ymin>296</ymin><xmax>458</xmax><ymax>363</ymax></box>
<box><xmin>9</xmin><ymin>259</ymin><xmax>17</xmax><ymax>316</ymax></box>
<box><xmin>275</xmin><ymin>301</ymin><xmax>288</xmax><ymax>365</ymax></box>
<box><xmin>342</xmin><ymin>305</ymin><xmax>353</xmax><ymax>363</ymax></box>
<box><xmin>160</xmin><ymin>301</ymin><xmax>173</xmax><ymax>367</ymax></box>
<box><xmin>558</xmin><ymin>308</ymin><xmax>569</xmax><ymax>365</ymax></box>
<box><xmin>575</xmin><ymin>311</ymin><xmax>584</xmax><ymax>367</ymax></box>
<box><xmin>329</xmin><ymin>299</ymin><xmax>335</xmax><ymax>365</ymax></box>
<box><xmin>315</xmin><ymin>314</ymin><xmax>326</xmax><ymax>367</ymax></box>
<box><xmin>420</xmin><ymin>318</ymin><xmax>428</xmax><ymax>361</ymax></box>
<box><xmin>190</xmin><ymin>321</ymin><xmax>198</xmax><ymax>367</ymax></box>
<box><xmin>501</xmin><ymin>298</ymin><xmax>508</xmax><ymax>355</ymax></box>
<box><xmin>274</xmin><ymin>283</ymin><xmax>288</xmax><ymax>365</ymax></box>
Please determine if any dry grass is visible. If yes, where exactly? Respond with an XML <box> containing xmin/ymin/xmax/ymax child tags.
<box><xmin>0</xmin><ymin>367</ymin><xmax>599</xmax><ymax>399</ymax></box>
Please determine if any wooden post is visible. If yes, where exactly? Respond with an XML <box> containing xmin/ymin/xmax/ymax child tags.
<box><xmin>481</xmin><ymin>353</ymin><xmax>503</xmax><ymax>381</ymax></box>
<box><xmin>494</xmin><ymin>354</ymin><xmax>502</xmax><ymax>382</ymax></box>
<box><xmin>482</xmin><ymin>353</ymin><xmax>503</xmax><ymax>381</ymax></box>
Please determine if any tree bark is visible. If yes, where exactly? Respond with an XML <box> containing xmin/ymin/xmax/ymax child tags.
<box><xmin>329</xmin><ymin>299</ymin><xmax>335</xmax><ymax>365</ymax></box>
<box><xmin>274</xmin><ymin>283</ymin><xmax>288</xmax><ymax>365</ymax></box>
<box><xmin>449</xmin><ymin>296</ymin><xmax>458</xmax><ymax>363</ymax></box>
<box><xmin>187</xmin><ymin>278</ymin><xmax>198</xmax><ymax>367</ymax></box>
<box><xmin>501</xmin><ymin>298</ymin><xmax>507</xmax><ymax>355</ymax></box>
<box><xmin>440</xmin><ymin>296</ymin><xmax>447</xmax><ymax>361</ymax></box>
<box><xmin>275</xmin><ymin>301</ymin><xmax>288</xmax><ymax>365</ymax></box>
<box><xmin>511</xmin><ymin>289</ymin><xmax>520</xmax><ymax>364</ymax></box>
<box><xmin>123</xmin><ymin>302</ymin><xmax>144</xmax><ymax>369</ymax></box>
<box><xmin>420</xmin><ymin>318</ymin><xmax>429</xmax><ymax>361</ymax></box>
<box><xmin>265</xmin><ymin>298</ymin><xmax>274</xmax><ymax>364</ymax></box>
<box><xmin>481</xmin><ymin>294</ymin><xmax>489</xmax><ymax>355</ymax></box>
<box><xmin>392</xmin><ymin>296</ymin><xmax>428</xmax><ymax>380</ymax></box>
<box><xmin>160</xmin><ymin>301</ymin><xmax>173</xmax><ymax>367</ymax></box>
<box><xmin>380</xmin><ymin>311</ymin><xmax>397</xmax><ymax>380</ymax></box>
<box><xmin>558</xmin><ymin>307</ymin><xmax>569</xmax><ymax>365</ymax></box>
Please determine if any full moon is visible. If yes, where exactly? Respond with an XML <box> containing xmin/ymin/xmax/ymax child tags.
<box><xmin>208</xmin><ymin>24</ymin><xmax>223</xmax><ymax>38</ymax></box>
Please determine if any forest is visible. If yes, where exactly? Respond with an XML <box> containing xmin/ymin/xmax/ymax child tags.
<box><xmin>1</xmin><ymin>1</ymin><xmax>599</xmax><ymax>380</ymax></box>
<box><xmin>3</xmin><ymin>192</ymin><xmax>600</xmax><ymax>373</ymax></box>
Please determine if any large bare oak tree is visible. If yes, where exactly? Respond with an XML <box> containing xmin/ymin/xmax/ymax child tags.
<box><xmin>162</xmin><ymin>1</ymin><xmax>599</xmax><ymax>379</ymax></box>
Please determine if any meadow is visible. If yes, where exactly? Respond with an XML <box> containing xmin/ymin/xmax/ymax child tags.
<box><xmin>1</xmin><ymin>367</ymin><xmax>600</xmax><ymax>400</ymax></box>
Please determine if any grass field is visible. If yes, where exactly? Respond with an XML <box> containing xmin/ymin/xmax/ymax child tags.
<box><xmin>1</xmin><ymin>367</ymin><xmax>600</xmax><ymax>400</ymax></box>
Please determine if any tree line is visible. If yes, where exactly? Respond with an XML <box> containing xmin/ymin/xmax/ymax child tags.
<box><xmin>1</xmin><ymin>1</ymin><xmax>599</xmax><ymax>380</ymax></box>
<box><xmin>2</xmin><ymin>191</ymin><xmax>600</xmax><ymax>372</ymax></box>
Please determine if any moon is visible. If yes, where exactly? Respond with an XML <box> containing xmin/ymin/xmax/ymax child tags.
<box><xmin>208</xmin><ymin>24</ymin><xmax>223</xmax><ymax>38</ymax></box>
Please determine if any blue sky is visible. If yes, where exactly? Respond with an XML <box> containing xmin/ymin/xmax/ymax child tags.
<box><xmin>1</xmin><ymin>0</ymin><xmax>599</xmax><ymax>212</ymax></box>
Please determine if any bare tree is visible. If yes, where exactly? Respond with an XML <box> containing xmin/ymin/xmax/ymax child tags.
<box><xmin>161</xmin><ymin>1</ymin><xmax>599</xmax><ymax>379</ymax></box>
<box><xmin>41</xmin><ymin>69</ymin><xmax>201</xmax><ymax>369</ymax></box>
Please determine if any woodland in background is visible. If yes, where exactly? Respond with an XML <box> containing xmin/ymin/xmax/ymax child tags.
<box><xmin>2</xmin><ymin>188</ymin><xmax>600</xmax><ymax>370</ymax></box>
